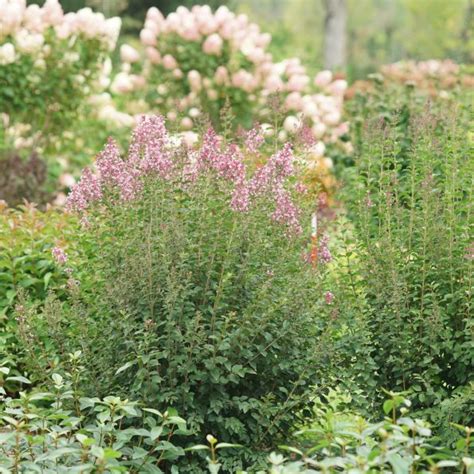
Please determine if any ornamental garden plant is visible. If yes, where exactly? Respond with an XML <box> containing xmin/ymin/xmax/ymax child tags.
<box><xmin>11</xmin><ymin>115</ymin><xmax>350</xmax><ymax>470</ymax></box>
<box><xmin>112</xmin><ymin>5</ymin><xmax>351</xmax><ymax>166</ymax></box>
<box><xmin>0</xmin><ymin>1</ymin><xmax>473</xmax><ymax>472</ymax></box>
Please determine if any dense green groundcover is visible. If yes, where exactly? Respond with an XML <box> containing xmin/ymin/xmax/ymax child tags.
<box><xmin>0</xmin><ymin>370</ymin><xmax>472</xmax><ymax>473</ymax></box>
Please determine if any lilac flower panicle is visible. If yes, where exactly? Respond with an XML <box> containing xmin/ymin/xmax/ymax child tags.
<box><xmin>272</xmin><ymin>184</ymin><xmax>302</xmax><ymax>234</ymax></box>
<box><xmin>96</xmin><ymin>137</ymin><xmax>142</xmax><ymax>202</ymax></box>
<box><xmin>197</xmin><ymin>127</ymin><xmax>221</xmax><ymax>171</ymax></box>
<box><xmin>230</xmin><ymin>182</ymin><xmax>250</xmax><ymax>212</ymax></box>
<box><xmin>65</xmin><ymin>167</ymin><xmax>102</xmax><ymax>212</ymax></box>
<box><xmin>129</xmin><ymin>115</ymin><xmax>174</xmax><ymax>178</ymax></box>
<box><xmin>66</xmin><ymin>115</ymin><xmax>303</xmax><ymax>237</ymax></box>
<box><xmin>325</xmin><ymin>291</ymin><xmax>334</xmax><ymax>304</ymax></box>
<box><xmin>248</xmin><ymin>143</ymin><xmax>295</xmax><ymax>196</ymax></box>
<box><xmin>245</xmin><ymin>126</ymin><xmax>265</xmax><ymax>155</ymax></box>
<box><xmin>52</xmin><ymin>246</ymin><xmax>68</xmax><ymax>265</ymax></box>
<box><xmin>318</xmin><ymin>233</ymin><xmax>332</xmax><ymax>264</ymax></box>
<box><xmin>273</xmin><ymin>143</ymin><xmax>294</xmax><ymax>178</ymax></box>
<box><xmin>96</xmin><ymin>138</ymin><xmax>123</xmax><ymax>184</ymax></box>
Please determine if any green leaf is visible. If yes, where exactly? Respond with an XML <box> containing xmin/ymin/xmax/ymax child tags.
<box><xmin>185</xmin><ymin>444</ymin><xmax>210</xmax><ymax>451</ymax></box>
<box><xmin>43</xmin><ymin>272</ymin><xmax>53</xmax><ymax>289</ymax></box>
<box><xmin>115</xmin><ymin>361</ymin><xmax>135</xmax><ymax>375</ymax></box>
<box><xmin>150</xmin><ymin>426</ymin><xmax>163</xmax><ymax>440</ymax></box>
<box><xmin>383</xmin><ymin>399</ymin><xmax>394</xmax><ymax>415</ymax></box>
<box><xmin>6</xmin><ymin>375</ymin><xmax>31</xmax><ymax>384</ymax></box>
<box><xmin>216</xmin><ymin>443</ymin><xmax>242</xmax><ymax>449</ymax></box>
<box><xmin>143</xmin><ymin>408</ymin><xmax>163</xmax><ymax>417</ymax></box>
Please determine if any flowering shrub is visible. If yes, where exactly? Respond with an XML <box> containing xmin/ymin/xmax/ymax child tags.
<box><xmin>380</xmin><ymin>59</ymin><xmax>474</xmax><ymax>95</ymax></box>
<box><xmin>0</xmin><ymin>0</ymin><xmax>121</xmax><ymax>145</ymax></box>
<box><xmin>112</xmin><ymin>5</ymin><xmax>349</xmax><ymax>153</ymax></box>
<box><xmin>347</xmin><ymin>60</ymin><xmax>474</xmax><ymax>100</ymax></box>
<box><xmin>14</xmin><ymin>115</ymin><xmax>351</xmax><ymax>470</ymax></box>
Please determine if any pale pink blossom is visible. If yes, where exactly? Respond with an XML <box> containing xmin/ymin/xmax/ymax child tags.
<box><xmin>162</xmin><ymin>54</ymin><xmax>178</xmax><ymax>69</ymax></box>
<box><xmin>202</xmin><ymin>33</ymin><xmax>223</xmax><ymax>55</ymax></box>
<box><xmin>120</xmin><ymin>44</ymin><xmax>140</xmax><ymax>63</ymax></box>
<box><xmin>140</xmin><ymin>28</ymin><xmax>157</xmax><ymax>46</ymax></box>
<box><xmin>314</xmin><ymin>70</ymin><xmax>333</xmax><ymax>88</ymax></box>
<box><xmin>146</xmin><ymin>47</ymin><xmax>161</xmax><ymax>64</ymax></box>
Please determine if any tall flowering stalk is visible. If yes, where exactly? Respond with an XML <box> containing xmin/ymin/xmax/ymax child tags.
<box><xmin>66</xmin><ymin>115</ymin><xmax>304</xmax><ymax>235</ymax></box>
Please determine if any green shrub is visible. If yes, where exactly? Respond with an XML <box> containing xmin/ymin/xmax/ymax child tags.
<box><xmin>258</xmin><ymin>391</ymin><xmax>474</xmax><ymax>474</ymax></box>
<box><xmin>342</xmin><ymin>84</ymin><xmax>473</xmax><ymax>439</ymax></box>
<box><xmin>0</xmin><ymin>356</ymin><xmax>188</xmax><ymax>473</ymax></box>
<box><xmin>0</xmin><ymin>204</ymin><xmax>82</xmax><ymax>374</ymax></box>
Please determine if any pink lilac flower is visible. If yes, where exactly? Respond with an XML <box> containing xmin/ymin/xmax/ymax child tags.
<box><xmin>271</xmin><ymin>184</ymin><xmax>302</xmax><ymax>234</ymax></box>
<box><xmin>96</xmin><ymin>138</ymin><xmax>142</xmax><ymax>201</ymax></box>
<box><xmin>230</xmin><ymin>182</ymin><xmax>250</xmax><ymax>212</ymax></box>
<box><xmin>129</xmin><ymin>115</ymin><xmax>174</xmax><ymax>178</ymax></box>
<box><xmin>248</xmin><ymin>143</ymin><xmax>294</xmax><ymax>196</ymax></box>
<box><xmin>96</xmin><ymin>138</ymin><xmax>125</xmax><ymax>184</ymax></box>
<box><xmin>318</xmin><ymin>233</ymin><xmax>332</xmax><ymax>264</ymax></box>
<box><xmin>245</xmin><ymin>125</ymin><xmax>264</xmax><ymax>155</ymax></box>
<box><xmin>65</xmin><ymin>115</ymin><xmax>302</xmax><ymax>237</ymax></box>
<box><xmin>215</xmin><ymin>144</ymin><xmax>246</xmax><ymax>182</ymax></box>
<box><xmin>196</xmin><ymin>129</ymin><xmax>246</xmax><ymax>184</ymax></box>
<box><xmin>324</xmin><ymin>291</ymin><xmax>334</xmax><ymax>304</ymax></box>
<box><xmin>272</xmin><ymin>143</ymin><xmax>294</xmax><ymax>179</ymax></box>
<box><xmin>197</xmin><ymin>127</ymin><xmax>222</xmax><ymax>171</ymax></box>
<box><xmin>65</xmin><ymin>168</ymin><xmax>102</xmax><ymax>212</ymax></box>
<box><xmin>52</xmin><ymin>246</ymin><xmax>68</xmax><ymax>265</ymax></box>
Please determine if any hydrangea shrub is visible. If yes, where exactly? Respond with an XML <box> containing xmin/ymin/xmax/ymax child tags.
<box><xmin>0</xmin><ymin>0</ymin><xmax>121</xmax><ymax>146</ymax></box>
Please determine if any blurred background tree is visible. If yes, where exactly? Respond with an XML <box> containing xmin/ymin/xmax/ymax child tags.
<box><xmin>28</xmin><ymin>0</ymin><xmax>473</xmax><ymax>79</ymax></box>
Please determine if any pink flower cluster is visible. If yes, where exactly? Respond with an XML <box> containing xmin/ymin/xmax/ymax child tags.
<box><xmin>66</xmin><ymin>115</ymin><xmax>302</xmax><ymax>234</ymax></box>
<box><xmin>52</xmin><ymin>246</ymin><xmax>68</xmax><ymax>265</ymax></box>
<box><xmin>0</xmin><ymin>0</ymin><xmax>121</xmax><ymax>51</ymax></box>
<box><xmin>318</xmin><ymin>233</ymin><xmax>332</xmax><ymax>264</ymax></box>
<box><xmin>113</xmin><ymin>4</ymin><xmax>348</xmax><ymax>148</ymax></box>
<box><xmin>244</xmin><ymin>126</ymin><xmax>265</xmax><ymax>155</ymax></box>
<box><xmin>139</xmin><ymin>5</ymin><xmax>271</xmax><ymax>65</ymax></box>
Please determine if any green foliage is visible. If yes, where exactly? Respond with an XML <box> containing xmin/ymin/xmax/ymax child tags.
<box><xmin>256</xmin><ymin>391</ymin><xmax>474</xmax><ymax>473</ymax></box>
<box><xmin>0</xmin><ymin>205</ymin><xmax>79</xmax><ymax>314</ymax></box>
<box><xmin>0</xmin><ymin>356</ymin><xmax>189</xmax><ymax>473</ymax></box>
<box><xmin>0</xmin><ymin>204</ymin><xmax>81</xmax><ymax>374</ymax></box>
<box><xmin>342</xmin><ymin>82</ymin><xmax>473</xmax><ymax>441</ymax></box>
